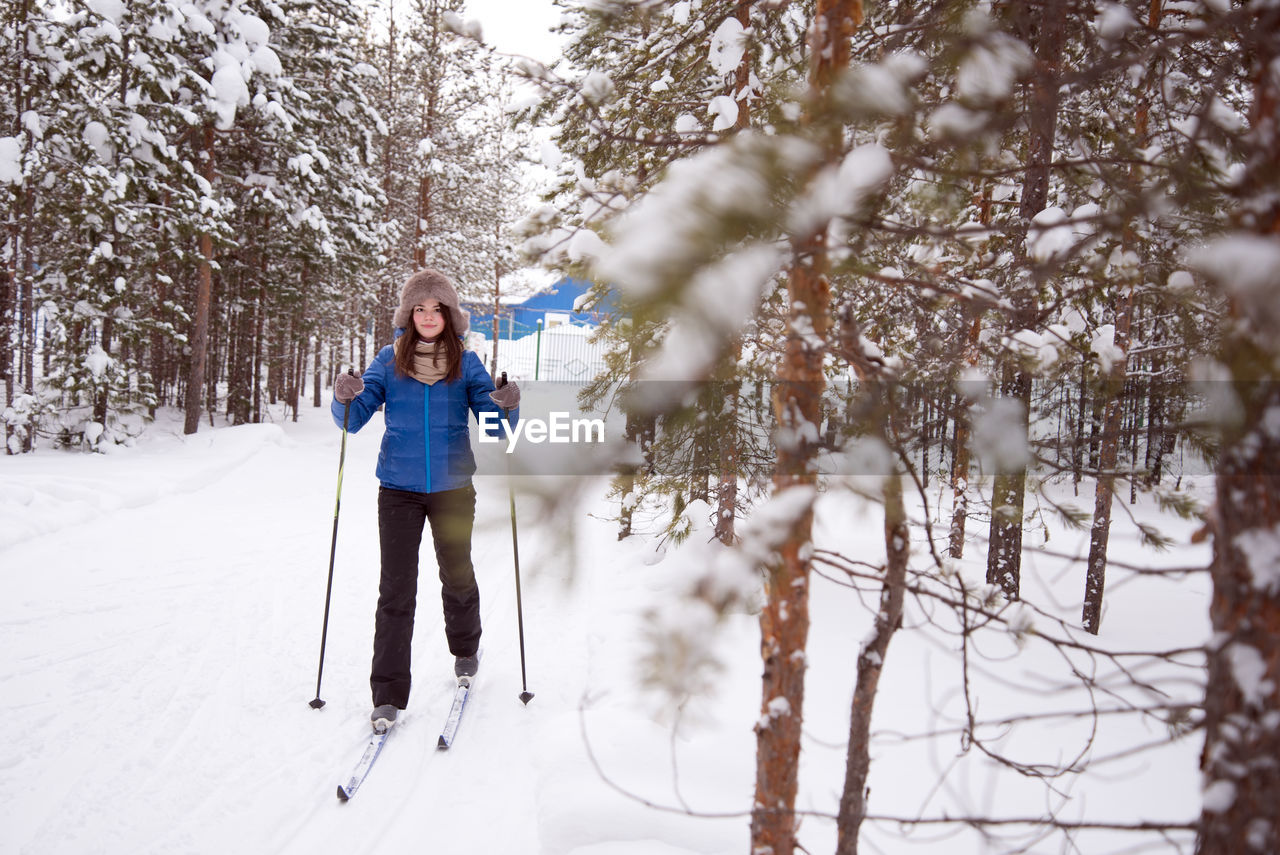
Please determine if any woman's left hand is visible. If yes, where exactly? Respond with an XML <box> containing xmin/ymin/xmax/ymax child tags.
<box><xmin>490</xmin><ymin>381</ymin><xmax>520</xmax><ymax>411</ymax></box>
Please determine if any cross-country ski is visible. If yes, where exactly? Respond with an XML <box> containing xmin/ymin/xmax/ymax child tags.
<box><xmin>336</xmin><ymin>729</ymin><xmax>392</xmax><ymax>802</ymax></box>
<box><xmin>437</xmin><ymin>678</ymin><xmax>472</xmax><ymax>751</ymax></box>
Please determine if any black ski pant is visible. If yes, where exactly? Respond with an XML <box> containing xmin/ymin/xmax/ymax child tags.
<box><xmin>371</xmin><ymin>484</ymin><xmax>480</xmax><ymax>709</ymax></box>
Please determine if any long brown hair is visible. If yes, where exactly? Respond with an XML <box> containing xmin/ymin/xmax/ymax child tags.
<box><xmin>393</xmin><ymin>306</ymin><xmax>464</xmax><ymax>383</ymax></box>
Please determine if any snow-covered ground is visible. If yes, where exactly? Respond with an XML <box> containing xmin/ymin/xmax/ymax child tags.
<box><xmin>0</xmin><ymin>401</ymin><xmax>1211</xmax><ymax>854</ymax></box>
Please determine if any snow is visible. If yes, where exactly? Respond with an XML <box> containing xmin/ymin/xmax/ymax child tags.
<box><xmin>1168</xmin><ymin>269</ymin><xmax>1196</xmax><ymax>293</ymax></box>
<box><xmin>85</xmin><ymin>344</ymin><xmax>113</xmax><ymax>379</ymax></box>
<box><xmin>182</xmin><ymin>7</ymin><xmax>216</xmax><ymax>38</ymax></box>
<box><xmin>210</xmin><ymin>63</ymin><xmax>251</xmax><ymax>129</ymax></box>
<box><xmin>1234</xmin><ymin>523</ymin><xmax>1280</xmax><ymax>594</ymax></box>
<box><xmin>707</xmin><ymin>95</ymin><xmax>738</xmax><ymax>132</ymax></box>
<box><xmin>673</xmin><ymin>113</ymin><xmax>700</xmax><ymax>135</ymax></box>
<box><xmin>595</xmin><ymin>135</ymin><xmax>797</xmax><ymax>298</ymax></box>
<box><xmin>708</xmin><ymin>18</ymin><xmax>746</xmax><ymax>76</ymax></box>
<box><xmin>1006</xmin><ymin>328</ymin><xmax>1062</xmax><ymax>369</ymax></box>
<box><xmin>235</xmin><ymin>13</ymin><xmax>270</xmax><ymax>48</ymax></box>
<box><xmin>1201</xmin><ymin>779</ymin><xmax>1236</xmax><ymax>813</ymax></box>
<box><xmin>790</xmin><ymin>143</ymin><xmax>893</xmax><ymax>239</ymax></box>
<box><xmin>628</xmin><ymin>243</ymin><xmax>782</xmax><ymax>405</ymax></box>
<box><xmin>251</xmin><ymin>44</ymin><xmax>282</xmax><ymax>77</ymax></box>
<box><xmin>82</xmin><ymin>121</ymin><xmax>114</xmax><ymax>164</ymax></box>
<box><xmin>834</xmin><ymin>59</ymin><xmax>921</xmax><ymax>117</ymax></box>
<box><xmin>1226</xmin><ymin>643</ymin><xmax>1272</xmax><ymax>710</ymax></box>
<box><xmin>1026</xmin><ymin>206</ymin><xmax>1074</xmax><ymax>262</ymax></box>
<box><xmin>581</xmin><ymin>72</ymin><xmax>616</xmax><ymax>106</ymax></box>
<box><xmin>1190</xmin><ymin>235</ymin><xmax>1280</xmax><ymax>330</ymax></box>
<box><xmin>541</xmin><ymin>141</ymin><xmax>564</xmax><ymax>169</ymax></box>
<box><xmin>1091</xmin><ymin>323</ymin><xmax>1126</xmax><ymax>372</ymax></box>
<box><xmin>928</xmin><ymin>103</ymin><xmax>987</xmax><ymax>139</ymax></box>
<box><xmin>1096</xmin><ymin>2</ymin><xmax>1139</xmax><ymax>40</ymax></box>
<box><xmin>21</xmin><ymin>110</ymin><xmax>43</xmax><ymax>139</ymax></box>
<box><xmin>970</xmin><ymin>396</ymin><xmax>1031</xmax><ymax>473</ymax></box>
<box><xmin>956</xmin><ymin>32</ymin><xmax>1032</xmax><ymax>104</ymax></box>
<box><xmin>568</xmin><ymin>228</ymin><xmax>607</xmax><ymax>263</ymax></box>
<box><xmin>0</xmin><ymin>136</ymin><xmax>22</xmax><ymax>185</ymax></box>
<box><xmin>86</xmin><ymin>0</ymin><xmax>126</xmax><ymax>25</ymax></box>
<box><xmin>0</xmin><ymin>401</ymin><xmax>1215</xmax><ymax>854</ymax></box>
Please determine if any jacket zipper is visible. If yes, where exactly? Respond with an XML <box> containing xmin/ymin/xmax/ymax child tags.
<box><xmin>422</xmin><ymin>384</ymin><xmax>432</xmax><ymax>491</ymax></box>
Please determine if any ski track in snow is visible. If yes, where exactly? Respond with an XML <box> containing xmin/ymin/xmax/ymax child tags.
<box><xmin>0</xmin><ymin>406</ymin><xmax>1213</xmax><ymax>854</ymax></box>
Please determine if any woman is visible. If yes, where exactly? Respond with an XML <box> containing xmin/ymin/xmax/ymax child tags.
<box><xmin>332</xmin><ymin>268</ymin><xmax>520</xmax><ymax>733</ymax></box>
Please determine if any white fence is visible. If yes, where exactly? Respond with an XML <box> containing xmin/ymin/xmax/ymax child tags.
<box><xmin>470</xmin><ymin>324</ymin><xmax>610</xmax><ymax>384</ymax></box>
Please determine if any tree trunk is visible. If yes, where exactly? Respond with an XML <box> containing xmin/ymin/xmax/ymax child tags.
<box><xmin>229</xmin><ymin>277</ymin><xmax>254</xmax><ymax>425</ymax></box>
<box><xmin>93</xmin><ymin>316</ymin><xmax>114</xmax><ymax>428</ymax></box>
<box><xmin>948</xmin><ymin>312</ymin><xmax>981</xmax><ymax>558</ymax></box>
<box><xmin>2</xmin><ymin>0</ymin><xmax>25</xmax><ymax>439</ymax></box>
<box><xmin>290</xmin><ymin>304</ymin><xmax>304</xmax><ymax>421</ymax></box>
<box><xmin>1196</xmin><ymin>384</ymin><xmax>1280</xmax><ymax>854</ymax></box>
<box><xmin>18</xmin><ymin>0</ymin><xmax>36</xmax><ymax>441</ymax></box>
<box><xmin>374</xmin><ymin>8</ymin><xmax>398</xmax><ymax>348</ymax></box>
<box><xmin>1082</xmin><ymin>289</ymin><xmax>1132</xmax><ymax>633</ymax></box>
<box><xmin>985</xmin><ymin>0</ymin><xmax>1067</xmax><ymax>598</ymax></box>
<box><xmin>1197</xmin><ymin>8</ymin><xmax>1280</xmax><ymax>850</ymax></box>
<box><xmin>714</xmin><ymin>6</ymin><xmax>752</xmax><ymax>547</ymax></box>
<box><xmin>751</xmin><ymin>4</ymin><xmax>860</xmax><ymax>854</ymax></box>
<box><xmin>1</xmin><ymin>263</ymin><xmax>12</xmax><ymax>429</ymax></box>
<box><xmin>835</xmin><ymin>465</ymin><xmax>908</xmax><ymax>854</ymax></box>
<box><xmin>253</xmin><ymin>283</ymin><xmax>266</xmax><ymax>421</ymax></box>
<box><xmin>184</xmin><ymin>126</ymin><xmax>216</xmax><ymax>435</ymax></box>
<box><xmin>3</xmin><ymin>222</ymin><xmax>16</xmax><ymax>452</ymax></box>
<box><xmin>1084</xmin><ymin>0</ymin><xmax>1161</xmax><ymax>630</ymax></box>
<box><xmin>714</xmin><ymin>347</ymin><xmax>741</xmax><ymax>547</ymax></box>
<box><xmin>751</xmin><ymin>255</ymin><xmax>823</xmax><ymax>854</ymax></box>
<box><xmin>490</xmin><ymin>261</ymin><xmax>501</xmax><ymax>378</ymax></box>
<box><xmin>312</xmin><ymin>328</ymin><xmax>322</xmax><ymax>408</ymax></box>
<box><xmin>1144</xmin><ymin>318</ymin><xmax>1167</xmax><ymax>486</ymax></box>
<box><xmin>413</xmin><ymin>9</ymin><xmax>441</xmax><ymax>270</ymax></box>
<box><xmin>985</xmin><ymin>368</ymin><xmax>1031</xmax><ymax>598</ymax></box>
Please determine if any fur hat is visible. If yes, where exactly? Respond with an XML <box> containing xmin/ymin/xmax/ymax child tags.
<box><xmin>393</xmin><ymin>269</ymin><xmax>470</xmax><ymax>335</ymax></box>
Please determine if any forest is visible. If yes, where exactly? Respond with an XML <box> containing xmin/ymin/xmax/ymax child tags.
<box><xmin>3</xmin><ymin>1</ymin><xmax>1279</xmax><ymax>853</ymax></box>
<box><xmin>2</xmin><ymin>0</ymin><xmax>531</xmax><ymax>445</ymax></box>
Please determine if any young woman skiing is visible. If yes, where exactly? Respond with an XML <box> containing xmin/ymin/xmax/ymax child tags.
<box><xmin>332</xmin><ymin>268</ymin><xmax>520</xmax><ymax>733</ymax></box>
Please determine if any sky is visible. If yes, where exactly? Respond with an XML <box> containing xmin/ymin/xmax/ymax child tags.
<box><xmin>464</xmin><ymin>0</ymin><xmax>565</xmax><ymax>65</ymax></box>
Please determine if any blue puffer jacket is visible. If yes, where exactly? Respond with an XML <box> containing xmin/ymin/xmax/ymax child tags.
<box><xmin>331</xmin><ymin>337</ymin><xmax>517</xmax><ymax>494</ymax></box>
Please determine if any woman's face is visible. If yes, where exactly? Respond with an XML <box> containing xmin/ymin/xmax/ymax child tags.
<box><xmin>413</xmin><ymin>300</ymin><xmax>446</xmax><ymax>341</ymax></box>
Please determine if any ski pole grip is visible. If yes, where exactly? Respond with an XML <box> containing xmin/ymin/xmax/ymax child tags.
<box><xmin>498</xmin><ymin>371</ymin><xmax>508</xmax><ymax>389</ymax></box>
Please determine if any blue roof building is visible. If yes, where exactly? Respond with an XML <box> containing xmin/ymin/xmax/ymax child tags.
<box><xmin>465</xmin><ymin>277</ymin><xmax>618</xmax><ymax>340</ymax></box>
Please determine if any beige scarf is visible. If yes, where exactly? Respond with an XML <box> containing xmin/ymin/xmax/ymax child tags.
<box><xmin>401</xmin><ymin>338</ymin><xmax>448</xmax><ymax>386</ymax></box>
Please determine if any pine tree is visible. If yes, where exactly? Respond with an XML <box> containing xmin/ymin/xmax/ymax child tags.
<box><xmin>2</xmin><ymin>0</ymin><xmax>69</xmax><ymax>451</ymax></box>
<box><xmin>521</xmin><ymin>0</ymin><xmax>812</xmax><ymax>542</ymax></box>
<box><xmin>1194</xmin><ymin>5</ymin><xmax>1280</xmax><ymax>851</ymax></box>
<box><xmin>364</xmin><ymin>0</ymin><xmax>527</xmax><ymax>337</ymax></box>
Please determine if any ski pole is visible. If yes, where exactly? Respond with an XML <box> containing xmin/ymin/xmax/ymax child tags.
<box><xmin>311</xmin><ymin>369</ymin><xmax>354</xmax><ymax>710</ymax></box>
<box><xmin>498</xmin><ymin>372</ymin><xmax>534</xmax><ymax>705</ymax></box>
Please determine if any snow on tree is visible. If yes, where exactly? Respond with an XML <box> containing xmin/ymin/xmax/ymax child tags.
<box><xmin>1193</xmin><ymin>4</ymin><xmax>1280</xmax><ymax>851</ymax></box>
<box><xmin>518</xmin><ymin>0</ymin><xmax>1268</xmax><ymax>852</ymax></box>
<box><xmin>361</xmin><ymin>0</ymin><xmax>532</xmax><ymax>344</ymax></box>
<box><xmin>2</xmin><ymin>0</ymin><xmax>396</xmax><ymax>445</ymax></box>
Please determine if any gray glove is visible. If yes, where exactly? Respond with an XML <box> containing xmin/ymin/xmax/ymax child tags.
<box><xmin>334</xmin><ymin>371</ymin><xmax>364</xmax><ymax>404</ymax></box>
<box><xmin>490</xmin><ymin>380</ymin><xmax>520</xmax><ymax>411</ymax></box>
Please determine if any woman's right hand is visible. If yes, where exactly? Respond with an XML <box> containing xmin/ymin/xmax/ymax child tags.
<box><xmin>334</xmin><ymin>372</ymin><xmax>364</xmax><ymax>404</ymax></box>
